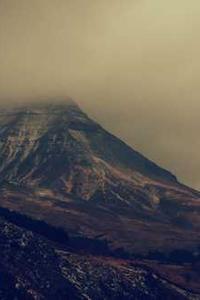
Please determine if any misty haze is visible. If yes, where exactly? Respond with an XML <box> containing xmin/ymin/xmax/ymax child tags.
<box><xmin>0</xmin><ymin>1</ymin><xmax>200</xmax><ymax>299</ymax></box>
<box><xmin>0</xmin><ymin>0</ymin><xmax>200</xmax><ymax>189</ymax></box>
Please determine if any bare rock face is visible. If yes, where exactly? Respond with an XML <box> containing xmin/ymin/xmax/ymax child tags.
<box><xmin>0</xmin><ymin>100</ymin><xmax>199</xmax><ymax>255</ymax></box>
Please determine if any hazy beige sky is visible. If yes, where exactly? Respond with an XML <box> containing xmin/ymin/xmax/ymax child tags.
<box><xmin>0</xmin><ymin>0</ymin><xmax>200</xmax><ymax>188</ymax></box>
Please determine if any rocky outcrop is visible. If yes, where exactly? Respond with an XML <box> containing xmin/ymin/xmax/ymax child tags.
<box><xmin>0</xmin><ymin>216</ymin><xmax>82</xmax><ymax>299</ymax></box>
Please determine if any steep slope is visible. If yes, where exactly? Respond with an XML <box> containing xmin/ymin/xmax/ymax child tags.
<box><xmin>0</xmin><ymin>100</ymin><xmax>199</xmax><ymax>256</ymax></box>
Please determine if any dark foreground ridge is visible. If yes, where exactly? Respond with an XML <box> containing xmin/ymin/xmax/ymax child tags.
<box><xmin>0</xmin><ymin>206</ymin><xmax>199</xmax><ymax>264</ymax></box>
<box><xmin>0</xmin><ymin>211</ymin><xmax>198</xmax><ymax>300</ymax></box>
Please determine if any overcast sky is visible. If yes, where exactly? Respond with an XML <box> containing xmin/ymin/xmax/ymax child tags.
<box><xmin>0</xmin><ymin>0</ymin><xmax>200</xmax><ymax>189</ymax></box>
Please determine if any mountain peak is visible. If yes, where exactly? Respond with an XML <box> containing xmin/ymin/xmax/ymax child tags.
<box><xmin>0</xmin><ymin>99</ymin><xmax>178</xmax><ymax>194</ymax></box>
<box><xmin>24</xmin><ymin>97</ymin><xmax>78</xmax><ymax>109</ymax></box>
<box><xmin>0</xmin><ymin>98</ymin><xmax>79</xmax><ymax>114</ymax></box>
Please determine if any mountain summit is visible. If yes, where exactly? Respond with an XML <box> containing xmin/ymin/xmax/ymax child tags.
<box><xmin>0</xmin><ymin>100</ymin><xmax>176</xmax><ymax>190</ymax></box>
<box><xmin>0</xmin><ymin>100</ymin><xmax>199</xmax><ymax>255</ymax></box>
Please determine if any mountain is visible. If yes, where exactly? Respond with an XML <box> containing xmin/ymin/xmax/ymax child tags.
<box><xmin>0</xmin><ymin>99</ymin><xmax>200</xmax><ymax>298</ymax></box>
<box><xmin>0</xmin><ymin>100</ymin><xmax>199</xmax><ymax>254</ymax></box>
<box><xmin>0</xmin><ymin>99</ymin><xmax>177</xmax><ymax>186</ymax></box>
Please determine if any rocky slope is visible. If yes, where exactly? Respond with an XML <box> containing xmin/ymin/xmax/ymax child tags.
<box><xmin>0</xmin><ymin>216</ymin><xmax>81</xmax><ymax>299</ymax></box>
<box><xmin>0</xmin><ymin>212</ymin><xmax>198</xmax><ymax>300</ymax></box>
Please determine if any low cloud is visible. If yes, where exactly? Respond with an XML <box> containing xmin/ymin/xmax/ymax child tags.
<box><xmin>0</xmin><ymin>0</ymin><xmax>200</xmax><ymax>188</ymax></box>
